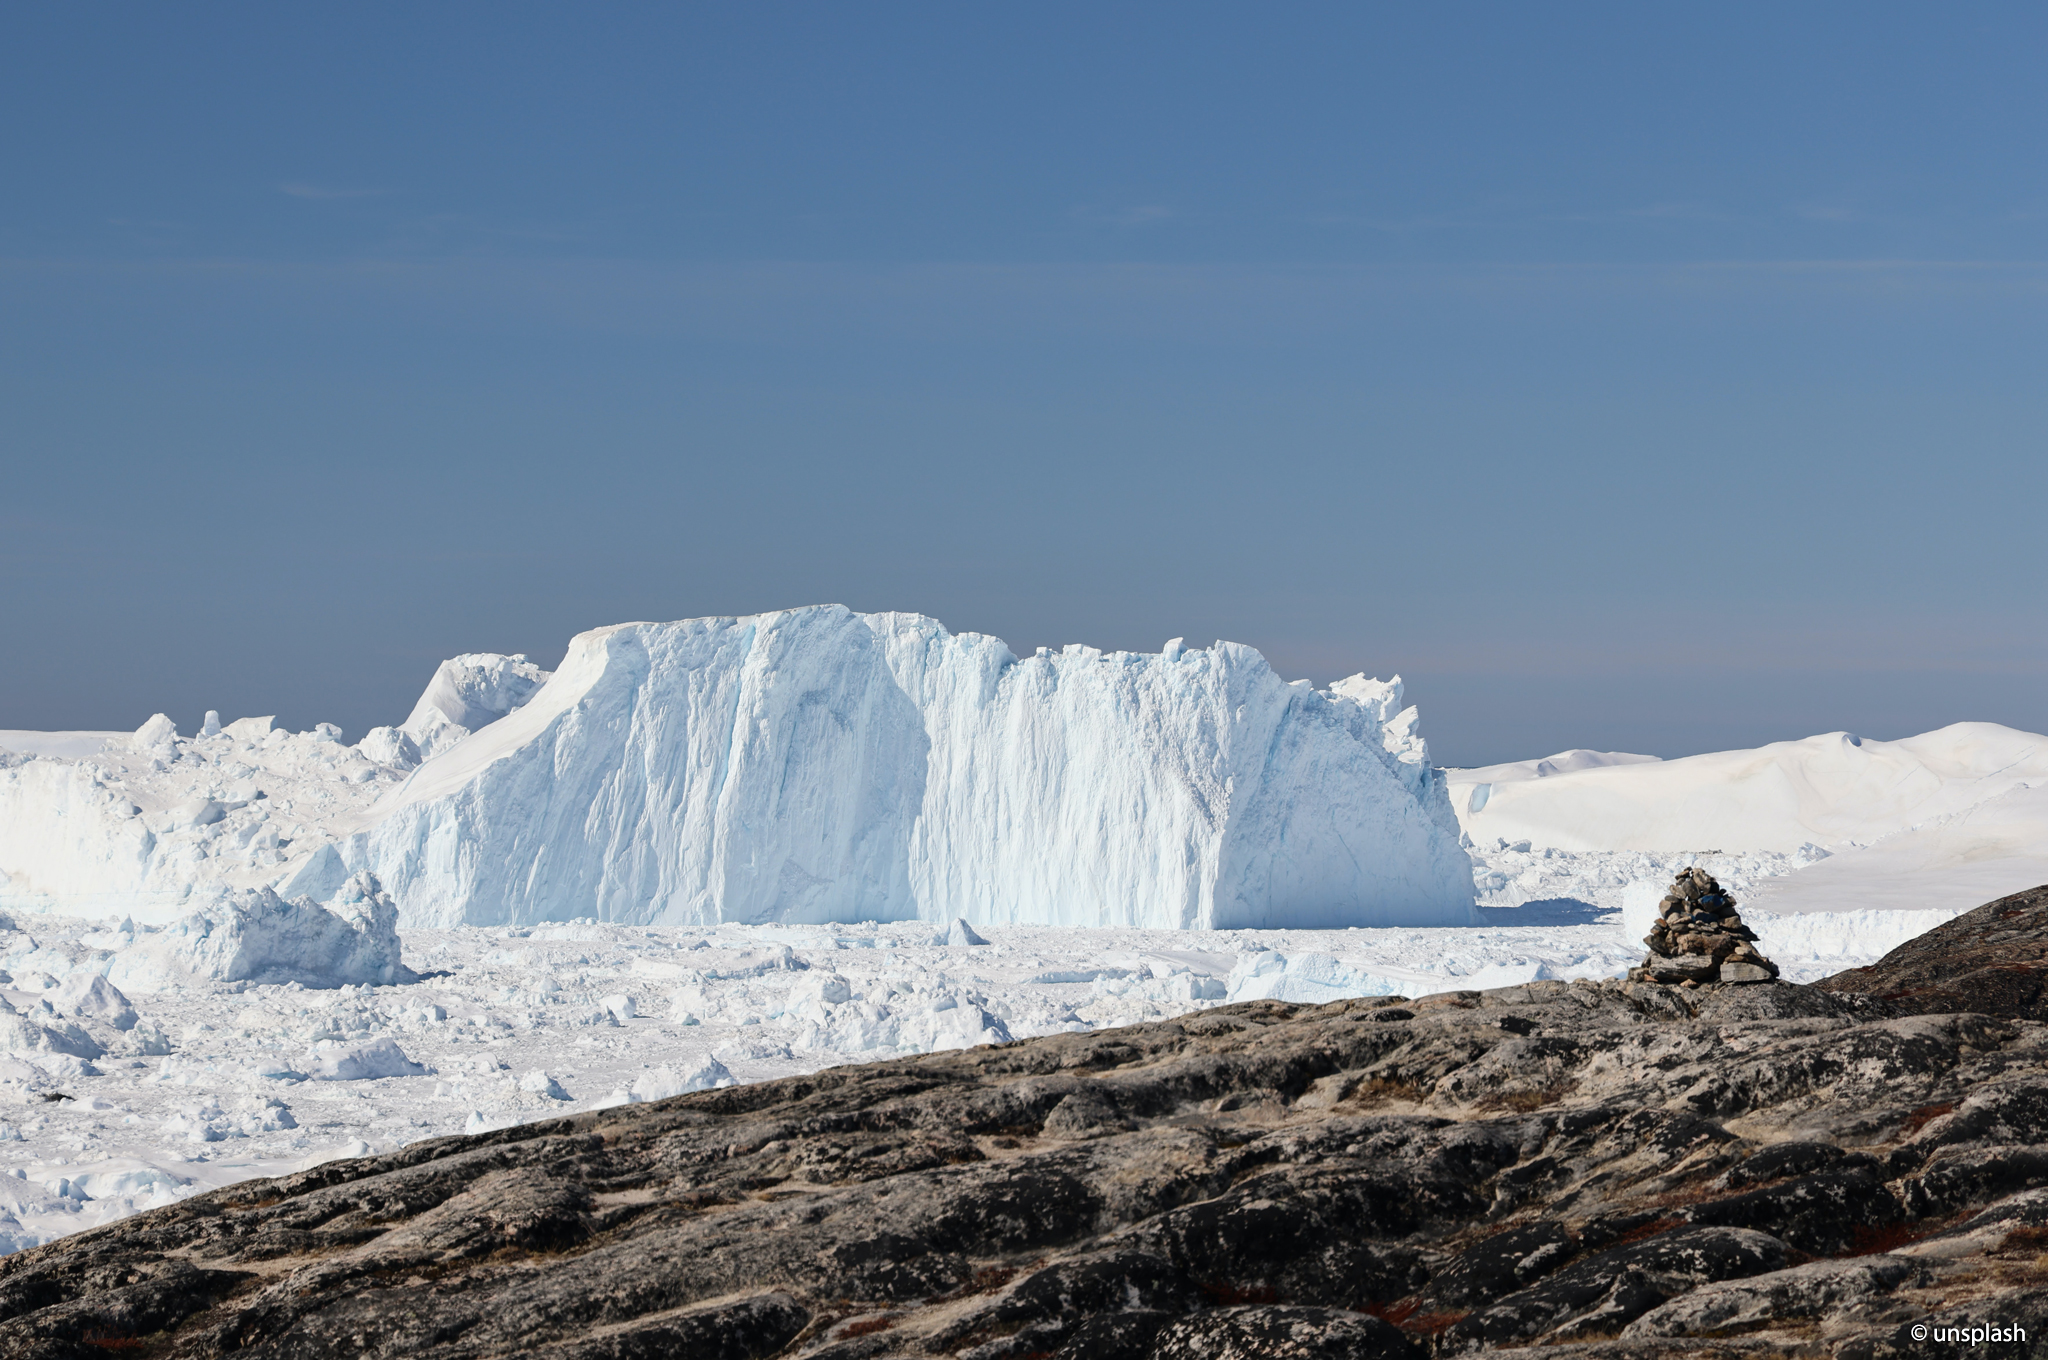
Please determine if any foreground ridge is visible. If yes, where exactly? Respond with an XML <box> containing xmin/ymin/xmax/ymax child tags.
<box><xmin>1817</xmin><ymin>883</ymin><xmax>2048</xmax><ymax>1020</ymax></box>
<box><xmin>8</xmin><ymin>972</ymin><xmax>2048</xmax><ymax>1356</ymax></box>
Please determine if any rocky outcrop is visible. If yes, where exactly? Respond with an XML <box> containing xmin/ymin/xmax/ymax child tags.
<box><xmin>6</xmin><ymin>973</ymin><xmax>2048</xmax><ymax>1356</ymax></box>
<box><xmin>1629</xmin><ymin>867</ymin><xmax>1780</xmax><ymax>986</ymax></box>
<box><xmin>1817</xmin><ymin>882</ymin><xmax>2048</xmax><ymax>1020</ymax></box>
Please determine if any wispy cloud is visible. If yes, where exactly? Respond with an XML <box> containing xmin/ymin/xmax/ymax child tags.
<box><xmin>1301</xmin><ymin>209</ymin><xmax>1479</xmax><ymax>232</ymax></box>
<box><xmin>1299</xmin><ymin>197</ymin><xmax>1741</xmax><ymax>232</ymax></box>
<box><xmin>278</xmin><ymin>181</ymin><xmax>389</xmax><ymax>201</ymax></box>
<box><xmin>1622</xmin><ymin>201</ymin><xmax>1734</xmax><ymax>222</ymax></box>
<box><xmin>1792</xmin><ymin>201</ymin><xmax>1860</xmax><ymax>223</ymax></box>
<box><xmin>1068</xmin><ymin>203</ymin><xmax>1174</xmax><ymax>228</ymax></box>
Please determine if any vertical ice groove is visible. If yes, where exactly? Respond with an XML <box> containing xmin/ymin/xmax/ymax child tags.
<box><xmin>311</xmin><ymin>607</ymin><xmax>1476</xmax><ymax>929</ymax></box>
<box><xmin>352</xmin><ymin>608</ymin><xmax>1467</xmax><ymax>930</ymax></box>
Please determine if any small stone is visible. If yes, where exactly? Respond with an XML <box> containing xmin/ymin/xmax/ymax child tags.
<box><xmin>1719</xmin><ymin>962</ymin><xmax>1776</xmax><ymax>984</ymax></box>
<box><xmin>1644</xmin><ymin>954</ymin><xmax>1719</xmax><ymax>984</ymax></box>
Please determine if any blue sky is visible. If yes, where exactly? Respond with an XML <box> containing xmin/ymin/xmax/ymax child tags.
<box><xmin>4</xmin><ymin>4</ymin><xmax>2045</xmax><ymax>765</ymax></box>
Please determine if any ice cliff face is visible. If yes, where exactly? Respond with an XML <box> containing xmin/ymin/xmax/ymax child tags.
<box><xmin>351</xmin><ymin>606</ymin><xmax>1475</xmax><ymax>930</ymax></box>
<box><xmin>0</xmin><ymin>611</ymin><xmax>1471</xmax><ymax>931</ymax></box>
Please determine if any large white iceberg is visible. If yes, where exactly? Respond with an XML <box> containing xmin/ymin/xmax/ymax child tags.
<box><xmin>1451</xmin><ymin>722</ymin><xmax>2048</xmax><ymax>926</ymax></box>
<box><xmin>348</xmin><ymin>607</ymin><xmax>1476</xmax><ymax>930</ymax></box>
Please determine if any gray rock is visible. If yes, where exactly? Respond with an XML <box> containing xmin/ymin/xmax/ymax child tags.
<box><xmin>0</xmin><ymin>970</ymin><xmax>2044</xmax><ymax>1357</ymax></box>
<box><xmin>1148</xmin><ymin>1306</ymin><xmax>1422</xmax><ymax>1358</ymax></box>
<box><xmin>1040</xmin><ymin>1087</ymin><xmax>1132</xmax><ymax>1139</ymax></box>
<box><xmin>1440</xmin><ymin>1226</ymin><xmax>1789</xmax><ymax>1349</ymax></box>
<box><xmin>1641</xmin><ymin>953</ymin><xmax>1718</xmax><ymax>983</ymax></box>
<box><xmin>1819</xmin><ymin>882</ymin><xmax>2048</xmax><ymax>1020</ymax></box>
<box><xmin>1634</xmin><ymin>868</ymin><xmax>1784</xmax><ymax>987</ymax></box>
<box><xmin>1622</xmin><ymin>1256</ymin><xmax>1924</xmax><ymax>1337</ymax></box>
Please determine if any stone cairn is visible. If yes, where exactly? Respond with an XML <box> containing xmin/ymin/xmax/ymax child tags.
<box><xmin>1630</xmin><ymin>866</ymin><xmax>1780</xmax><ymax>986</ymax></box>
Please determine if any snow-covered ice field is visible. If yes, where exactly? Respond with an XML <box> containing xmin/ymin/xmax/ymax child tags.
<box><xmin>2</xmin><ymin>606</ymin><xmax>2044</xmax><ymax>1253</ymax></box>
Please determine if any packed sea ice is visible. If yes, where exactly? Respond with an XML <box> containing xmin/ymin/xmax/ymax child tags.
<box><xmin>1</xmin><ymin>606</ymin><xmax>2044</xmax><ymax>1252</ymax></box>
<box><xmin>0</xmin><ymin>868</ymin><xmax>1983</xmax><ymax>1255</ymax></box>
<box><xmin>0</xmin><ymin>911</ymin><xmax>1643</xmax><ymax>1254</ymax></box>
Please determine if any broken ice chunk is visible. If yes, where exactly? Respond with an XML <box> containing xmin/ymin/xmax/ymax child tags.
<box><xmin>518</xmin><ymin>1070</ymin><xmax>570</xmax><ymax>1100</ymax></box>
<box><xmin>55</xmin><ymin>974</ymin><xmax>137</xmax><ymax>1032</ymax></box>
<box><xmin>308</xmin><ymin>1037</ymin><xmax>427</xmax><ymax>1081</ymax></box>
<box><xmin>132</xmin><ymin>714</ymin><xmax>178</xmax><ymax>749</ymax></box>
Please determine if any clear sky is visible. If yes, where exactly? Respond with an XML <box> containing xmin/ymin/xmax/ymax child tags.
<box><xmin>4</xmin><ymin>4</ymin><xmax>2045</xmax><ymax>766</ymax></box>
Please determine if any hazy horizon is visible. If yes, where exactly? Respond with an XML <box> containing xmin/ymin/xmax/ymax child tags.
<box><xmin>6</xmin><ymin>5</ymin><xmax>2045</xmax><ymax>767</ymax></box>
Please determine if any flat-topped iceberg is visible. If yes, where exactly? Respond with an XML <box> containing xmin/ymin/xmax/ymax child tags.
<box><xmin>349</xmin><ymin>606</ymin><xmax>1476</xmax><ymax>930</ymax></box>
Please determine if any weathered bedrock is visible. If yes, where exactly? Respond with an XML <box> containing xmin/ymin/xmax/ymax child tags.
<box><xmin>11</xmin><ymin>900</ymin><xmax>2048</xmax><ymax>1356</ymax></box>
<box><xmin>1817</xmin><ymin>883</ymin><xmax>2048</xmax><ymax>1022</ymax></box>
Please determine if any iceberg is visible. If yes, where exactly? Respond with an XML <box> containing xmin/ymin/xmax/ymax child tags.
<box><xmin>105</xmin><ymin>873</ymin><xmax>414</xmax><ymax>992</ymax></box>
<box><xmin>0</xmin><ymin>611</ymin><xmax>1470</xmax><ymax>932</ymax></box>
<box><xmin>0</xmin><ymin>658</ymin><xmax>547</xmax><ymax>924</ymax></box>
<box><xmin>309</xmin><ymin>1037</ymin><xmax>427</xmax><ymax>1082</ymax></box>
<box><xmin>352</xmin><ymin>606</ymin><xmax>1476</xmax><ymax>931</ymax></box>
<box><xmin>365</xmin><ymin>652</ymin><xmax>552</xmax><ymax>766</ymax></box>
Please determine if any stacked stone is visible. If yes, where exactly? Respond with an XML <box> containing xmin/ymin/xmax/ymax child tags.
<box><xmin>1630</xmin><ymin>866</ymin><xmax>1780</xmax><ymax>986</ymax></box>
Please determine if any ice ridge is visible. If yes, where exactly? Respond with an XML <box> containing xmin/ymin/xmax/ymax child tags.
<box><xmin>0</xmin><ymin>661</ymin><xmax>547</xmax><ymax>925</ymax></box>
<box><xmin>349</xmin><ymin>606</ymin><xmax>1477</xmax><ymax>931</ymax></box>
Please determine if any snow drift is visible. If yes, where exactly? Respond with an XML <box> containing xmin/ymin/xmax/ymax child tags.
<box><xmin>349</xmin><ymin>606</ymin><xmax>1476</xmax><ymax>931</ymax></box>
<box><xmin>1449</xmin><ymin>724</ymin><xmax>2048</xmax><ymax>855</ymax></box>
